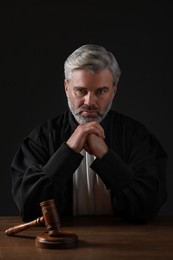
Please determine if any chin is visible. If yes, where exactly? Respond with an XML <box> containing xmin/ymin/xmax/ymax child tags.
<box><xmin>76</xmin><ymin>115</ymin><xmax>102</xmax><ymax>124</ymax></box>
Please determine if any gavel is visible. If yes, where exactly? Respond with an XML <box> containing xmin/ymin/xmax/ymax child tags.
<box><xmin>5</xmin><ymin>199</ymin><xmax>60</xmax><ymax>236</ymax></box>
<box><xmin>5</xmin><ymin>199</ymin><xmax>78</xmax><ymax>249</ymax></box>
<box><xmin>5</xmin><ymin>215</ymin><xmax>44</xmax><ymax>236</ymax></box>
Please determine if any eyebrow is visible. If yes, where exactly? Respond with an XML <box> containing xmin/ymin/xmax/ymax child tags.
<box><xmin>73</xmin><ymin>86</ymin><xmax>85</xmax><ymax>90</ymax></box>
<box><xmin>73</xmin><ymin>86</ymin><xmax>109</xmax><ymax>90</ymax></box>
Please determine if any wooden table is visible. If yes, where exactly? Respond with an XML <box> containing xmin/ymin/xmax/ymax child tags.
<box><xmin>0</xmin><ymin>216</ymin><xmax>173</xmax><ymax>259</ymax></box>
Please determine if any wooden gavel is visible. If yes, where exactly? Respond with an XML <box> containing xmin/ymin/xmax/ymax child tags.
<box><xmin>5</xmin><ymin>199</ymin><xmax>78</xmax><ymax>249</ymax></box>
<box><xmin>5</xmin><ymin>215</ymin><xmax>44</xmax><ymax>236</ymax></box>
<box><xmin>5</xmin><ymin>199</ymin><xmax>61</xmax><ymax>236</ymax></box>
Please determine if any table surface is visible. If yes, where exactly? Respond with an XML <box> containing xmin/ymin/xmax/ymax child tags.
<box><xmin>0</xmin><ymin>216</ymin><xmax>173</xmax><ymax>260</ymax></box>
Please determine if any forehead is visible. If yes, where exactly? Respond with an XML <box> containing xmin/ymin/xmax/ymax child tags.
<box><xmin>70</xmin><ymin>69</ymin><xmax>113</xmax><ymax>88</ymax></box>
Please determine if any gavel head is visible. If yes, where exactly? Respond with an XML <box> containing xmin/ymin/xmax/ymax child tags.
<box><xmin>40</xmin><ymin>199</ymin><xmax>61</xmax><ymax>236</ymax></box>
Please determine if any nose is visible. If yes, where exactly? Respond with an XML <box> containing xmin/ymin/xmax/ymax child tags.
<box><xmin>84</xmin><ymin>92</ymin><xmax>96</xmax><ymax>106</ymax></box>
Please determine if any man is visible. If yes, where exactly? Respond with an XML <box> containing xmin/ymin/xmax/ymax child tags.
<box><xmin>11</xmin><ymin>44</ymin><xmax>167</xmax><ymax>223</ymax></box>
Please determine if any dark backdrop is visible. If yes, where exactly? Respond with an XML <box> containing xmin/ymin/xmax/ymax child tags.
<box><xmin>0</xmin><ymin>1</ymin><xmax>172</xmax><ymax>216</ymax></box>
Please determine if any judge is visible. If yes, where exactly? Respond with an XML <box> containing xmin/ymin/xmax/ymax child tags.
<box><xmin>11</xmin><ymin>44</ymin><xmax>167</xmax><ymax>223</ymax></box>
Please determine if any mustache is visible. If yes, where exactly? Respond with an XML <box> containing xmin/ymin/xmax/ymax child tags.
<box><xmin>77</xmin><ymin>105</ymin><xmax>98</xmax><ymax>113</ymax></box>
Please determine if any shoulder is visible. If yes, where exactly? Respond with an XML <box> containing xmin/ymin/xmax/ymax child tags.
<box><xmin>108</xmin><ymin>110</ymin><xmax>148</xmax><ymax>135</ymax></box>
<box><xmin>107</xmin><ymin>110</ymin><xmax>164</xmax><ymax>147</ymax></box>
<box><xmin>108</xmin><ymin>110</ymin><xmax>167</xmax><ymax>156</ymax></box>
<box><xmin>29</xmin><ymin>110</ymin><xmax>70</xmax><ymax>140</ymax></box>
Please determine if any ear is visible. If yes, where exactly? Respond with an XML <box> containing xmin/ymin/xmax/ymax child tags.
<box><xmin>64</xmin><ymin>79</ymin><xmax>69</xmax><ymax>97</ymax></box>
<box><xmin>113</xmin><ymin>85</ymin><xmax>118</xmax><ymax>97</ymax></box>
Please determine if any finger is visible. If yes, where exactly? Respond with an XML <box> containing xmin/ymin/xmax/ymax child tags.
<box><xmin>84</xmin><ymin>122</ymin><xmax>105</xmax><ymax>138</ymax></box>
<box><xmin>83</xmin><ymin>143</ymin><xmax>93</xmax><ymax>155</ymax></box>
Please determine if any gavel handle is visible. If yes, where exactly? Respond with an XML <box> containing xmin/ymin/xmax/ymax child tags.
<box><xmin>5</xmin><ymin>216</ymin><xmax>44</xmax><ymax>235</ymax></box>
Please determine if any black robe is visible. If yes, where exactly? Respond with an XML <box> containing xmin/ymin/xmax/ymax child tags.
<box><xmin>11</xmin><ymin>110</ymin><xmax>168</xmax><ymax>223</ymax></box>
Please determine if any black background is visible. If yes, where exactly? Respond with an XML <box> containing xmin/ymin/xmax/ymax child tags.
<box><xmin>0</xmin><ymin>0</ymin><xmax>172</xmax><ymax>216</ymax></box>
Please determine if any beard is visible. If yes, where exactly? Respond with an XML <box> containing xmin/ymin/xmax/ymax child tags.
<box><xmin>67</xmin><ymin>97</ymin><xmax>113</xmax><ymax>124</ymax></box>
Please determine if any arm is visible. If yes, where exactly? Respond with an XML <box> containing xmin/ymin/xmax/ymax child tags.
<box><xmin>11</xmin><ymin>139</ymin><xmax>83</xmax><ymax>222</ymax></box>
<box><xmin>11</xmin><ymin>120</ymin><xmax>104</xmax><ymax>222</ymax></box>
<box><xmin>66</xmin><ymin>119</ymin><xmax>167</xmax><ymax>223</ymax></box>
<box><xmin>90</xmin><ymin>133</ymin><xmax>167</xmax><ymax>223</ymax></box>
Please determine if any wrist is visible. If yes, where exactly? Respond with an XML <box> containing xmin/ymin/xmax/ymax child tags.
<box><xmin>96</xmin><ymin>147</ymin><xmax>108</xmax><ymax>159</ymax></box>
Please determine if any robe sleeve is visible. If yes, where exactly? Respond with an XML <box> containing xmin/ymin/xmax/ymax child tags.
<box><xmin>91</xmin><ymin>128</ymin><xmax>168</xmax><ymax>223</ymax></box>
<box><xmin>11</xmin><ymin>137</ymin><xmax>83</xmax><ymax>222</ymax></box>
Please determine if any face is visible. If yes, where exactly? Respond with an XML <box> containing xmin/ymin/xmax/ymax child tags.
<box><xmin>64</xmin><ymin>69</ymin><xmax>117</xmax><ymax>124</ymax></box>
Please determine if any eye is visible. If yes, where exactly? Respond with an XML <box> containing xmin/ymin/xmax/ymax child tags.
<box><xmin>96</xmin><ymin>88</ymin><xmax>108</xmax><ymax>95</ymax></box>
<box><xmin>75</xmin><ymin>88</ymin><xmax>88</xmax><ymax>96</ymax></box>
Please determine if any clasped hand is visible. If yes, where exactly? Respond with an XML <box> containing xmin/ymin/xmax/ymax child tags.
<box><xmin>66</xmin><ymin>121</ymin><xmax>108</xmax><ymax>158</ymax></box>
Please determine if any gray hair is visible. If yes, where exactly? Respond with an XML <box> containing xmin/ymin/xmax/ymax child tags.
<box><xmin>64</xmin><ymin>44</ymin><xmax>121</xmax><ymax>86</ymax></box>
